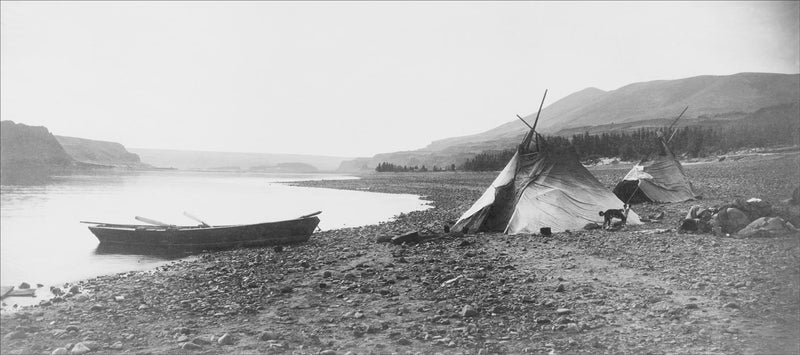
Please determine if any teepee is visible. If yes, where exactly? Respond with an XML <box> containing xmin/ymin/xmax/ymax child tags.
<box><xmin>452</xmin><ymin>91</ymin><xmax>640</xmax><ymax>235</ymax></box>
<box><xmin>613</xmin><ymin>108</ymin><xmax>698</xmax><ymax>204</ymax></box>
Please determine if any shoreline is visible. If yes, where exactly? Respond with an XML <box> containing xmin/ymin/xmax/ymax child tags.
<box><xmin>2</xmin><ymin>155</ymin><xmax>799</xmax><ymax>354</ymax></box>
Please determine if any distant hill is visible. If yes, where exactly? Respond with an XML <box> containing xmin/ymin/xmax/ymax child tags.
<box><xmin>1</xmin><ymin>121</ymin><xmax>74</xmax><ymax>170</ymax></box>
<box><xmin>131</xmin><ymin>148</ymin><xmax>351</xmax><ymax>172</ymax></box>
<box><xmin>55</xmin><ymin>135</ymin><xmax>147</xmax><ymax>168</ymax></box>
<box><xmin>338</xmin><ymin>72</ymin><xmax>800</xmax><ymax>171</ymax></box>
<box><xmin>1</xmin><ymin>121</ymin><xmax>75</xmax><ymax>184</ymax></box>
<box><xmin>1</xmin><ymin>121</ymin><xmax>156</xmax><ymax>184</ymax></box>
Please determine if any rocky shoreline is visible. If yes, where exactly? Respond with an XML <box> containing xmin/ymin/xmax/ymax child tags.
<box><xmin>2</xmin><ymin>154</ymin><xmax>799</xmax><ymax>354</ymax></box>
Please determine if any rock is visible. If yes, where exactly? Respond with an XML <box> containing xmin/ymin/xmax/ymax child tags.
<box><xmin>653</xmin><ymin>211</ymin><xmax>665</xmax><ymax>220</ymax></box>
<box><xmin>259</xmin><ymin>331</ymin><xmax>278</xmax><ymax>341</ymax></box>
<box><xmin>181</xmin><ymin>342</ymin><xmax>202</xmax><ymax>350</ymax></box>
<box><xmin>68</xmin><ymin>285</ymin><xmax>80</xmax><ymax>294</ymax></box>
<box><xmin>723</xmin><ymin>302</ymin><xmax>740</xmax><ymax>309</ymax></box>
<box><xmin>583</xmin><ymin>223</ymin><xmax>601</xmax><ymax>230</ymax></box>
<box><xmin>218</xmin><ymin>333</ymin><xmax>234</xmax><ymax>345</ymax></box>
<box><xmin>4</xmin><ymin>331</ymin><xmax>26</xmax><ymax>340</ymax></box>
<box><xmin>177</xmin><ymin>335</ymin><xmax>190</xmax><ymax>342</ymax></box>
<box><xmin>65</xmin><ymin>325</ymin><xmax>80</xmax><ymax>332</ymax></box>
<box><xmin>52</xmin><ymin>348</ymin><xmax>68</xmax><ymax>355</ymax></box>
<box><xmin>70</xmin><ymin>342</ymin><xmax>91</xmax><ymax>354</ymax></box>
<box><xmin>555</xmin><ymin>284</ymin><xmax>565</xmax><ymax>293</ymax></box>
<box><xmin>685</xmin><ymin>303</ymin><xmax>699</xmax><ymax>310</ymax></box>
<box><xmin>80</xmin><ymin>341</ymin><xmax>100</xmax><ymax>350</ymax></box>
<box><xmin>319</xmin><ymin>350</ymin><xmax>337</xmax><ymax>355</ymax></box>
<box><xmin>791</xmin><ymin>186</ymin><xmax>800</xmax><ymax>205</ymax></box>
<box><xmin>18</xmin><ymin>282</ymin><xmax>30</xmax><ymax>289</ymax></box>
<box><xmin>737</xmin><ymin>217</ymin><xmax>797</xmax><ymax>238</ymax></box>
<box><xmin>323</xmin><ymin>271</ymin><xmax>332</xmax><ymax>278</ymax></box>
<box><xmin>109</xmin><ymin>342</ymin><xmax>123</xmax><ymax>350</ymax></box>
<box><xmin>555</xmin><ymin>308</ymin><xmax>571</xmax><ymax>315</ymax></box>
<box><xmin>536</xmin><ymin>318</ymin><xmax>551</xmax><ymax>324</ymax></box>
<box><xmin>89</xmin><ymin>304</ymin><xmax>105</xmax><ymax>311</ymax></box>
<box><xmin>397</xmin><ymin>337</ymin><xmax>412</xmax><ymax>345</ymax></box>
<box><xmin>279</xmin><ymin>286</ymin><xmax>293</xmax><ymax>294</ymax></box>
<box><xmin>460</xmin><ymin>305</ymin><xmax>478</xmax><ymax>318</ymax></box>
<box><xmin>375</xmin><ymin>235</ymin><xmax>393</xmax><ymax>243</ymax></box>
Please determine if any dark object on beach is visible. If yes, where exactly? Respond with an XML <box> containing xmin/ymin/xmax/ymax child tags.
<box><xmin>540</xmin><ymin>227</ymin><xmax>552</xmax><ymax>236</ymax></box>
<box><xmin>375</xmin><ymin>235</ymin><xmax>393</xmax><ymax>243</ymax></box>
<box><xmin>791</xmin><ymin>186</ymin><xmax>800</xmax><ymax>205</ymax></box>
<box><xmin>583</xmin><ymin>222</ymin><xmax>601</xmax><ymax>230</ymax></box>
<box><xmin>82</xmin><ymin>212</ymin><xmax>321</xmax><ymax>248</ymax></box>
<box><xmin>273</xmin><ymin>246</ymin><xmax>284</xmax><ymax>253</ymax></box>
<box><xmin>391</xmin><ymin>232</ymin><xmax>421</xmax><ymax>245</ymax></box>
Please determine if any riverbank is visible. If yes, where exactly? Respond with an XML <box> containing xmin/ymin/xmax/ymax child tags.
<box><xmin>1</xmin><ymin>154</ymin><xmax>799</xmax><ymax>354</ymax></box>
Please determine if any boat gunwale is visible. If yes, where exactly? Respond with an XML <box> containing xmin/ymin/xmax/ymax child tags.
<box><xmin>87</xmin><ymin>216</ymin><xmax>318</xmax><ymax>232</ymax></box>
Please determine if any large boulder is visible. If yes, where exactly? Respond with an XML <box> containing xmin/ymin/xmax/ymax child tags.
<box><xmin>737</xmin><ymin>217</ymin><xmax>798</xmax><ymax>238</ymax></box>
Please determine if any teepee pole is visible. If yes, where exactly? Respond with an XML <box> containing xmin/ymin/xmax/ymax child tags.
<box><xmin>516</xmin><ymin>114</ymin><xmax>533</xmax><ymax>129</ymax></box>
<box><xmin>666</xmin><ymin>106</ymin><xmax>688</xmax><ymax>143</ymax></box>
<box><xmin>531</xmin><ymin>89</ymin><xmax>548</xmax><ymax>134</ymax></box>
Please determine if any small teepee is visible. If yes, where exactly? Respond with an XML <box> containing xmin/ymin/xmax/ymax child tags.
<box><xmin>452</xmin><ymin>91</ymin><xmax>640</xmax><ymax>235</ymax></box>
<box><xmin>613</xmin><ymin>108</ymin><xmax>698</xmax><ymax>204</ymax></box>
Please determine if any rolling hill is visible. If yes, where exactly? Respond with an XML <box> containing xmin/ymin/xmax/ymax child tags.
<box><xmin>338</xmin><ymin>72</ymin><xmax>800</xmax><ymax>171</ymax></box>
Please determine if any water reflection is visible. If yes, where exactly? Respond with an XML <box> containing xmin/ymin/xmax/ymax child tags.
<box><xmin>93</xmin><ymin>243</ymin><xmax>202</xmax><ymax>259</ymax></box>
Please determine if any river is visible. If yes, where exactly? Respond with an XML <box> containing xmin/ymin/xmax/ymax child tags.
<box><xmin>0</xmin><ymin>170</ymin><xmax>430</xmax><ymax>297</ymax></box>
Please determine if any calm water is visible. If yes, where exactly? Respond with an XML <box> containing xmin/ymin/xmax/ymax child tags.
<box><xmin>0</xmin><ymin>170</ymin><xmax>430</xmax><ymax>292</ymax></box>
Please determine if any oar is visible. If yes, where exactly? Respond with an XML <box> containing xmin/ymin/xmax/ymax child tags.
<box><xmin>135</xmin><ymin>216</ymin><xmax>173</xmax><ymax>227</ymax></box>
<box><xmin>183</xmin><ymin>211</ymin><xmax>211</xmax><ymax>227</ymax></box>
<box><xmin>298</xmin><ymin>211</ymin><xmax>322</xmax><ymax>219</ymax></box>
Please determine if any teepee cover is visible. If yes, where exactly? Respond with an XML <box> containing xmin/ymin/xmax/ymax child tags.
<box><xmin>453</xmin><ymin>142</ymin><xmax>640</xmax><ymax>235</ymax></box>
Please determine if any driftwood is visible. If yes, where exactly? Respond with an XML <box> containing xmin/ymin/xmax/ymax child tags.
<box><xmin>390</xmin><ymin>230</ymin><xmax>462</xmax><ymax>245</ymax></box>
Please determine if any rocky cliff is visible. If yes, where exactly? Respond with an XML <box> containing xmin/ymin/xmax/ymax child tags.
<box><xmin>55</xmin><ymin>135</ymin><xmax>145</xmax><ymax>168</ymax></box>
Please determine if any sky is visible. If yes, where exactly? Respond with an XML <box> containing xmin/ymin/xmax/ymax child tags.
<box><xmin>1</xmin><ymin>1</ymin><xmax>798</xmax><ymax>157</ymax></box>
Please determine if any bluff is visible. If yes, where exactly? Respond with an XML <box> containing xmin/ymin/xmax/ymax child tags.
<box><xmin>1</xmin><ymin>121</ymin><xmax>74</xmax><ymax>170</ymax></box>
<box><xmin>1</xmin><ymin>121</ymin><xmax>75</xmax><ymax>183</ymax></box>
<box><xmin>55</xmin><ymin>135</ymin><xmax>145</xmax><ymax>168</ymax></box>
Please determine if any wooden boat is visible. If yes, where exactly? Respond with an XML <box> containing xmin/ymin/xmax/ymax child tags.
<box><xmin>83</xmin><ymin>212</ymin><xmax>321</xmax><ymax>248</ymax></box>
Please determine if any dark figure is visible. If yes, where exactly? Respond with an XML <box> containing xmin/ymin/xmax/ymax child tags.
<box><xmin>600</xmin><ymin>204</ymin><xmax>629</xmax><ymax>229</ymax></box>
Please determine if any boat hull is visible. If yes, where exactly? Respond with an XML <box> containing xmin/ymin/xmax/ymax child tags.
<box><xmin>88</xmin><ymin>216</ymin><xmax>320</xmax><ymax>248</ymax></box>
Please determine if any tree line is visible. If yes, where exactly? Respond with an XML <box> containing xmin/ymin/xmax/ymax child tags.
<box><xmin>377</xmin><ymin>104</ymin><xmax>799</xmax><ymax>172</ymax></box>
<box><xmin>375</xmin><ymin>162</ymin><xmax>456</xmax><ymax>172</ymax></box>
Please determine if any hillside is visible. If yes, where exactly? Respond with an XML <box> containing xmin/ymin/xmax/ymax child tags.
<box><xmin>338</xmin><ymin>72</ymin><xmax>800</xmax><ymax>171</ymax></box>
<box><xmin>55</xmin><ymin>136</ymin><xmax>146</xmax><ymax>168</ymax></box>
<box><xmin>0</xmin><ymin>121</ymin><xmax>75</xmax><ymax>184</ymax></box>
<box><xmin>131</xmin><ymin>148</ymin><xmax>351</xmax><ymax>172</ymax></box>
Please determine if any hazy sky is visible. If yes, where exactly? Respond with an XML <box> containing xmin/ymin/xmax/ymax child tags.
<box><xmin>2</xmin><ymin>1</ymin><xmax>798</xmax><ymax>157</ymax></box>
